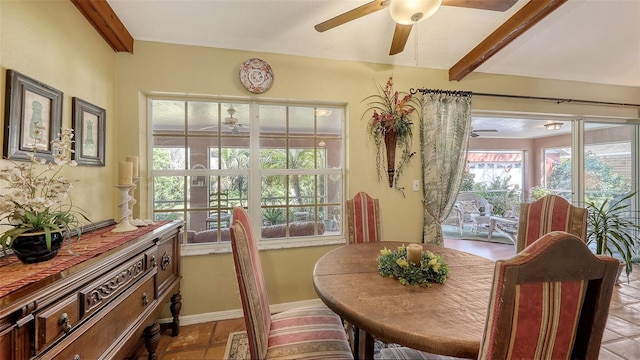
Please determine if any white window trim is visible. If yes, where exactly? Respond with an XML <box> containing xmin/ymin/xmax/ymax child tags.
<box><xmin>147</xmin><ymin>96</ymin><xmax>347</xmax><ymax>256</ymax></box>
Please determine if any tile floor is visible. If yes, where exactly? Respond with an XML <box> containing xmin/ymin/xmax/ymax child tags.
<box><xmin>143</xmin><ymin>239</ymin><xmax>640</xmax><ymax>359</ymax></box>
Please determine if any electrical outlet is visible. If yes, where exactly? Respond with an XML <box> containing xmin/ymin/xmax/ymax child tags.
<box><xmin>412</xmin><ymin>180</ymin><xmax>419</xmax><ymax>191</ymax></box>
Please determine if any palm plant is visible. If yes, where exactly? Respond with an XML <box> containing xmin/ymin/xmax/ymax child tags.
<box><xmin>586</xmin><ymin>192</ymin><xmax>640</xmax><ymax>277</ymax></box>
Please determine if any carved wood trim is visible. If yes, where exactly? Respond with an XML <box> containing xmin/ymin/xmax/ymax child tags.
<box><xmin>70</xmin><ymin>0</ymin><xmax>134</xmax><ymax>53</ymax></box>
<box><xmin>80</xmin><ymin>257</ymin><xmax>146</xmax><ymax>315</ymax></box>
<box><xmin>448</xmin><ymin>0</ymin><xmax>568</xmax><ymax>81</ymax></box>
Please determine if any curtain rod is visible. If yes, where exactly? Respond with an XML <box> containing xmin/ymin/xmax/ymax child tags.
<box><xmin>409</xmin><ymin>88</ymin><xmax>640</xmax><ymax>108</ymax></box>
<box><xmin>410</xmin><ymin>88</ymin><xmax>472</xmax><ymax>97</ymax></box>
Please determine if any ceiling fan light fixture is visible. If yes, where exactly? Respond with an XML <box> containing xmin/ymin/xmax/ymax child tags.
<box><xmin>315</xmin><ymin>109</ymin><xmax>333</xmax><ymax>117</ymax></box>
<box><xmin>390</xmin><ymin>0</ymin><xmax>442</xmax><ymax>25</ymax></box>
<box><xmin>544</xmin><ymin>122</ymin><xmax>563</xmax><ymax>131</ymax></box>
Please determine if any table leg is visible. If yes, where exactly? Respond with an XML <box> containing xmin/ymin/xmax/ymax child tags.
<box><xmin>487</xmin><ymin>218</ymin><xmax>497</xmax><ymax>240</ymax></box>
<box><xmin>144</xmin><ymin>321</ymin><xmax>160</xmax><ymax>360</ymax></box>
<box><xmin>357</xmin><ymin>328</ymin><xmax>375</xmax><ymax>360</ymax></box>
<box><xmin>160</xmin><ymin>293</ymin><xmax>182</xmax><ymax>336</ymax></box>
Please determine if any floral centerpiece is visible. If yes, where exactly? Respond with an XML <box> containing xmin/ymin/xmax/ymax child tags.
<box><xmin>363</xmin><ymin>77</ymin><xmax>418</xmax><ymax>191</ymax></box>
<box><xmin>377</xmin><ymin>245</ymin><xmax>449</xmax><ymax>286</ymax></box>
<box><xmin>0</xmin><ymin>126</ymin><xmax>89</xmax><ymax>263</ymax></box>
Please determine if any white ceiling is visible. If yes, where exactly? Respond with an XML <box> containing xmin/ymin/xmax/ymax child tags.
<box><xmin>107</xmin><ymin>0</ymin><xmax>639</xmax><ymax>140</ymax></box>
<box><xmin>107</xmin><ymin>0</ymin><xmax>640</xmax><ymax>88</ymax></box>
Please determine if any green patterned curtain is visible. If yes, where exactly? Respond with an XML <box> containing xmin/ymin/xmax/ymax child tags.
<box><xmin>420</xmin><ymin>92</ymin><xmax>472</xmax><ymax>245</ymax></box>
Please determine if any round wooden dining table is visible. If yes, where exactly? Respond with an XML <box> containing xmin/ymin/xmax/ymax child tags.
<box><xmin>313</xmin><ymin>241</ymin><xmax>495</xmax><ymax>359</ymax></box>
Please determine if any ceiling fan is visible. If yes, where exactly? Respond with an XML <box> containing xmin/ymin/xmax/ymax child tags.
<box><xmin>470</xmin><ymin>128</ymin><xmax>498</xmax><ymax>138</ymax></box>
<box><xmin>315</xmin><ymin>0</ymin><xmax>518</xmax><ymax>55</ymax></box>
<box><xmin>222</xmin><ymin>106</ymin><xmax>246</xmax><ymax>134</ymax></box>
<box><xmin>200</xmin><ymin>106</ymin><xmax>247</xmax><ymax>134</ymax></box>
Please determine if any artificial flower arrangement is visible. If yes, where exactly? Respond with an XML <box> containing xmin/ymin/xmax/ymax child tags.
<box><xmin>377</xmin><ymin>245</ymin><xmax>450</xmax><ymax>286</ymax></box>
<box><xmin>0</xmin><ymin>126</ymin><xmax>89</xmax><ymax>256</ymax></box>
<box><xmin>363</xmin><ymin>77</ymin><xmax>419</xmax><ymax>190</ymax></box>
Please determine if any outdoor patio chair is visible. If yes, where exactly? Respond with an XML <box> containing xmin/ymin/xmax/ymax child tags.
<box><xmin>379</xmin><ymin>231</ymin><xmax>619</xmax><ymax>360</ymax></box>
<box><xmin>443</xmin><ymin>203</ymin><xmax>464</xmax><ymax>236</ymax></box>
<box><xmin>229</xmin><ymin>207</ymin><xmax>353</xmax><ymax>359</ymax></box>
<box><xmin>516</xmin><ymin>194</ymin><xmax>587</xmax><ymax>252</ymax></box>
<box><xmin>455</xmin><ymin>192</ymin><xmax>493</xmax><ymax>234</ymax></box>
<box><xmin>456</xmin><ymin>192</ymin><xmax>493</xmax><ymax>218</ymax></box>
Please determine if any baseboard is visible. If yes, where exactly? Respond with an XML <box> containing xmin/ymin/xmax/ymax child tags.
<box><xmin>159</xmin><ymin>298</ymin><xmax>324</xmax><ymax>326</ymax></box>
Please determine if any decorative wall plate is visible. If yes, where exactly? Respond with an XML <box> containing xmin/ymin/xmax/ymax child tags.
<box><xmin>239</xmin><ymin>58</ymin><xmax>274</xmax><ymax>94</ymax></box>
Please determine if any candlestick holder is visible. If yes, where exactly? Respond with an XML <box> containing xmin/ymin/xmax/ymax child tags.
<box><xmin>128</xmin><ymin>177</ymin><xmax>147</xmax><ymax>227</ymax></box>
<box><xmin>127</xmin><ymin>177</ymin><xmax>139</xmax><ymax>222</ymax></box>
<box><xmin>112</xmin><ymin>184</ymin><xmax>138</xmax><ymax>232</ymax></box>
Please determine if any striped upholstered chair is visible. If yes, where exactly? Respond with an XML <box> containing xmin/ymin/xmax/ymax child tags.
<box><xmin>379</xmin><ymin>231</ymin><xmax>619</xmax><ymax>360</ymax></box>
<box><xmin>346</xmin><ymin>192</ymin><xmax>381</xmax><ymax>243</ymax></box>
<box><xmin>516</xmin><ymin>194</ymin><xmax>587</xmax><ymax>253</ymax></box>
<box><xmin>229</xmin><ymin>207</ymin><xmax>353</xmax><ymax>359</ymax></box>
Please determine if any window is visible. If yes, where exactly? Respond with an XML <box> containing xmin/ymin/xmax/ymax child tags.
<box><xmin>543</xmin><ymin>147</ymin><xmax>572</xmax><ymax>200</ymax></box>
<box><xmin>582</xmin><ymin>123</ymin><xmax>635</xmax><ymax>202</ymax></box>
<box><xmin>150</xmin><ymin>98</ymin><xmax>344</xmax><ymax>250</ymax></box>
<box><xmin>463</xmin><ymin>151</ymin><xmax>523</xmax><ymax>216</ymax></box>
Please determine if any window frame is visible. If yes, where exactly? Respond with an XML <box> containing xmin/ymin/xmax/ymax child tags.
<box><xmin>148</xmin><ymin>96</ymin><xmax>346</xmax><ymax>256</ymax></box>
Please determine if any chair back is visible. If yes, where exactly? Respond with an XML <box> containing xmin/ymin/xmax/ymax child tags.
<box><xmin>479</xmin><ymin>231</ymin><xmax>619</xmax><ymax>360</ymax></box>
<box><xmin>346</xmin><ymin>191</ymin><xmax>381</xmax><ymax>243</ymax></box>
<box><xmin>454</xmin><ymin>192</ymin><xmax>493</xmax><ymax>225</ymax></box>
<box><xmin>230</xmin><ymin>207</ymin><xmax>271</xmax><ymax>360</ymax></box>
<box><xmin>516</xmin><ymin>195</ymin><xmax>587</xmax><ymax>252</ymax></box>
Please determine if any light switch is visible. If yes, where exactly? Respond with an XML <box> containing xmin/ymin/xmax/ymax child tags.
<box><xmin>413</xmin><ymin>180</ymin><xmax>419</xmax><ymax>191</ymax></box>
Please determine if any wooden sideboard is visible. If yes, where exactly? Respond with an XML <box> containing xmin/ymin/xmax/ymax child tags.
<box><xmin>0</xmin><ymin>220</ymin><xmax>183</xmax><ymax>360</ymax></box>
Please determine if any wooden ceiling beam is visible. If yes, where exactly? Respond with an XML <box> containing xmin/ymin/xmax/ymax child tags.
<box><xmin>71</xmin><ymin>0</ymin><xmax>134</xmax><ymax>53</ymax></box>
<box><xmin>449</xmin><ymin>0</ymin><xmax>567</xmax><ymax>82</ymax></box>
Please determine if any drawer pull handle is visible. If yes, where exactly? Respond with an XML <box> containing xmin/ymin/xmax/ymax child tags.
<box><xmin>161</xmin><ymin>252</ymin><xmax>171</xmax><ymax>270</ymax></box>
<box><xmin>58</xmin><ymin>313</ymin><xmax>72</xmax><ymax>334</ymax></box>
<box><xmin>74</xmin><ymin>355</ymin><xmax>81</xmax><ymax>360</ymax></box>
<box><xmin>142</xmin><ymin>293</ymin><xmax>149</xmax><ymax>306</ymax></box>
<box><xmin>151</xmin><ymin>255</ymin><xmax>158</xmax><ymax>267</ymax></box>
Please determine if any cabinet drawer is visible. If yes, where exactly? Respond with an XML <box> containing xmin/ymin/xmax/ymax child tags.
<box><xmin>35</xmin><ymin>295</ymin><xmax>79</xmax><ymax>353</ymax></box>
<box><xmin>51</xmin><ymin>270</ymin><xmax>156</xmax><ymax>360</ymax></box>
<box><xmin>79</xmin><ymin>252</ymin><xmax>148</xmax><ymax>318</ymax></box>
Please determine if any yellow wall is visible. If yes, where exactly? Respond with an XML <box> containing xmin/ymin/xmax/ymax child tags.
<box><xmin>3</xmin><ymin>1</ymin><xmax>640</xmax><ymax>318</ymax></box>
<box><xmin>1</xmin><ymin>0</ymin><xmax>116</xmax><ymax>228</ymax></box>
<box><xmin>116</xmin><ymin>41</ymin><xmax>639</xmax><ymax>316</ymax></box>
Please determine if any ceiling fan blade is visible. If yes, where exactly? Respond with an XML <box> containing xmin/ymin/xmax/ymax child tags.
<box><xmin>315</xmin><ymin>0</ymin><xmax>388</xmax><ymax>32</ymax></box>
<box><xmin>389</xmin><ymin>23</ymin><xmax>413</xmax><ymax>55</ymax></box>
<box><xmin>442</xmin><ymin>0</ymin><xmax>517</xmax><ymax>12</ymax></box>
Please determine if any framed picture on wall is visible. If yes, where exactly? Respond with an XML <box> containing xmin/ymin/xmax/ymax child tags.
<box><xmin>72</xmin><ymin>97</ymin><xmax>106</xmax><ymax>166</ymax></box>
<box><xmin>3</xmin><ymin>70</ymin><xmax>63</xmax><ymax>162</ymax></box>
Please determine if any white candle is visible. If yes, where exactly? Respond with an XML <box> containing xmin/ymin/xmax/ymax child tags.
<box><xmin>407</xmin><ymin>244</ymin><xmax>423</xmax><ymax>267</ymax></box>
<box><xmin>118</xmin><ymin>161</ymin><xmax>133</xmax><ymax>185</ymax></box>
<box><xmin>126</xmin><ymin>155</ymin><xmax>139</xmax><ymax>177</ymax></box>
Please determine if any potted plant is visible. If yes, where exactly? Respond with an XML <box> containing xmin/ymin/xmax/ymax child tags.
<box><xmin>0</xmin><ymin>127</ymin><xmax>89</xmax><ymax>263</ymax></box>
<box><xmin>363</xmin><ymin>77</ymin><xmax>418</xmax><ymax>191</ymax></box>
<box><xmin>586</xmin><ymin>192</ymin><xmax>640</xmax><ymax>280</ymax></box>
